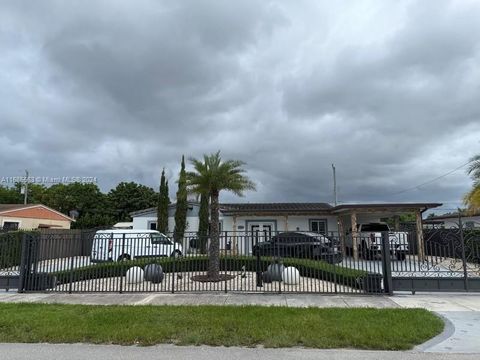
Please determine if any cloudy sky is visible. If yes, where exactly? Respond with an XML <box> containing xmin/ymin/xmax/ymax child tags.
<box><xmin>1</xmin><ymin>0</ymin><xmax>480</xmax><ymax>212</ymax></box>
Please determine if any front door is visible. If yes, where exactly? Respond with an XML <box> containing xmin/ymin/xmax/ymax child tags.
<box><xmin>247</xmin><ymin>222</ymin><xmax>275</xmax><ymax>254</ymax></box>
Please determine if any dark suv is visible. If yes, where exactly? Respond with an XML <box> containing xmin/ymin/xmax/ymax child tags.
<box><xmin>252</xmin><ymin>231</ymin><xmax>343</xmax><ymax>264</ymax></box>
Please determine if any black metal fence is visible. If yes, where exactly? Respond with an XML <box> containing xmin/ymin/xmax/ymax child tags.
<box><xmin>1</xmin><ymin>223</ymin><xmax>479</xmax><ymax>294</ymax></box>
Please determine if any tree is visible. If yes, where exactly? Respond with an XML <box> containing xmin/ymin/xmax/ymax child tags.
<box><xmin>43</xmin><ymin>183</ymin><xmax>113</xmax><ymax>228</ymax></box>
<box><xmin>465</xmin><ymin>155</ymin><xmax>480</xmax><ymax>212</ymax></box>
<box><xmin>107</xmin><ymin>182</ymin><xmax>157</xmax><ymax>222</ymax></box>
<box><xmin>197</xmin><ymin>192</ymin><xmax>209</xmax><ymax>253</ymax></box>
<box><xmin>157</xmin><ymin>169</ymin><xmax>169</xmax><ymax>233</ymax></box>
<box><xmin>464</xmin><ymin>184</ymin><xmax>480</xmax><ymax>213</ymax></box>
<box><xmin>187</xmin><ymin>151</ymin><xmax>255</xmax><ymax>280</ymax></box>
<box><xmin>0</xmin><ymin>185</ymin><xmax>22</xmax><ymax>203</ymax></box>
<box><xmin>43</xmin><ymin>183</ymin><xmax>107</xmax><ymax>216</ymax></box>
<box><xmin>174</xmin><ymin>156</ymin><xmax>188</xmax><ymax>242</ymax></box>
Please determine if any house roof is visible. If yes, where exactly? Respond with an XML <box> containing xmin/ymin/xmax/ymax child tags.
<box><xmin>425</xmin><ymin>211</ymin><xmax>480</xmax><ymax>221</ymax></box>
<box><xmin>0</xmin><ymin>204</ymin><xmax>37</xmax><ymax>212</ymax></box>
<box><xmin>129</xmin><ymin>202</ymin><xmax>443</xmax><ymax>217</ymax></box>
<box><xmin>0</xmin><ymin>204</ymin><xmax>75</xmax><ymax>222</ymax></box>
<box><xmin>220</xmin><ymin>202</ymin><xmax>332</xmax><ymax>214</ymax></box>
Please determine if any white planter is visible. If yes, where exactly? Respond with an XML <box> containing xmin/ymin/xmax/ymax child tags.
<box><xmin>126</xmin><ymin>266</ymin><xmax>144</xmax><ymax>284</ymax></box>
<box><xmin>282</xmin><ymin>267</ymin><xmax>300</xmax><ymax>285</ymax></box>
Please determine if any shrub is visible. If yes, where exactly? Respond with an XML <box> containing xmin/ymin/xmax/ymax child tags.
<box><xmin>51</xmin><ymin>256</ymin><xmax>369</xmax><ymax>290</ymax></box>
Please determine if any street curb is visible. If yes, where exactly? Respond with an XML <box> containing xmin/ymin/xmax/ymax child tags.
<box><xmin>413</xmin><ymin>312</ymin><xmax>455</xmax><ymax>352</ymax></box>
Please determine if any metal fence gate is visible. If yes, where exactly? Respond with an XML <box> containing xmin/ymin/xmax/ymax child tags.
<box><xmin>1</xmin><ymin>222</ymin><xmax>479</xmax><ymax>294</ymax></box>
<box><xmin>391</xmin><ymin>218</ymin><xmax>480</xmax><ymax>293</ymax></box>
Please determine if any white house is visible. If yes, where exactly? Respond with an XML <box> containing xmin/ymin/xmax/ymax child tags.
<box><xmin>424</xmin><ymin>212</ymin><xmax>480</xmax><ymax>229</ymax></box>
<box><xmin>130</xmin><ymin>201</ymin><xmax>442</xmax><ymax>256</ymax></box>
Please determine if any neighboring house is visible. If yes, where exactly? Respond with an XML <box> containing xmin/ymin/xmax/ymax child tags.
<box><xmin>130</xmin><ymin>201</ymin><xmax>441</xmax><ymax>255</ymax></box>
<box><xmin>424</xmin><ymin>212</ymin><xmax>480</xmax><ymax>229</ymax></box>
<box><xmin>0</xmin><ymin>204</ymin><xmax>75</xmax><ymax>230</ymax></box>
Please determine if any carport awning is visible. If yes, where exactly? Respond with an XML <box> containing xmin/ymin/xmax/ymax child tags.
<box><xmin>331</xmin><ymin>203</ymin><xmax>442</xmax><ymax>216</ymax></box>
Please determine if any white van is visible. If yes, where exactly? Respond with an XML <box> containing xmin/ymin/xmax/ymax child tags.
<box><xmin>90</xmin><ymin>229</ymin><xmax>183</xmax><ymax>263</ymax></box>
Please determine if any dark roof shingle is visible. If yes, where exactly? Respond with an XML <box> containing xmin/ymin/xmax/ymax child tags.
<box><xmin>220</xmin><ymin>203</ymin><xmax>332</xmax><ymax>213</ymax></box>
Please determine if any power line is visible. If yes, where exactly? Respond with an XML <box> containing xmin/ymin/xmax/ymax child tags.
<box><xmin>389</xmin><ymin>160</ymin><xmax>473</xmax><ymax>196</ymax></box>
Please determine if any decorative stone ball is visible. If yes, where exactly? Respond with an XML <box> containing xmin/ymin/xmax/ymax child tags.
<box><xmin>282</xmin><ymin>267</ymin><xmax>300</xmax><ymax>285</ymax></box>
<box><xmin>144</xmin><ymin>264</ymin><xmax>164</xmax><ymax>283</ymax></box>
<box><xmin>262</xmin><ymin>271</ymin><xmax>273</xmax><ymax>283</ymax></box>
<box><xmin>126</xmin><ymin>266</ymin><xmax>144</xmax><ymax>284</ymax></box>
<box><xmin>267</xmin><ymin>263</ymin><xmax>285</xmax><ymax>281</ymax></box>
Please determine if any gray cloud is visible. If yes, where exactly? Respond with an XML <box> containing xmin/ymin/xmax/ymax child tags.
<box><xmin>1</xmin><ymin>0</ymin><xmax>479</xmax><ymax>213</ymax></box>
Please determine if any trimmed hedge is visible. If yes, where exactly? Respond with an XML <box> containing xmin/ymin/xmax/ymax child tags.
<box><xmin>51</xmin><ymin>256</ymin><xmax>370</xmax><ymax>290</ymax></box>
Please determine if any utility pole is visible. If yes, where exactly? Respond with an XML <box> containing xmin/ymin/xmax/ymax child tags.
<box><xmin>332</xmin><ymin>163</ymin><xmax>337</xmax><ymax>206</ymax></box>
<box><xmin>24</xmin><ymin>169</ymin><xmax>29</xmax><ymax>205</ymax></box>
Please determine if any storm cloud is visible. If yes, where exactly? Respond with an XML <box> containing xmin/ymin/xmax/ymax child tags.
<box><xmin>1</xmin><ymin>0</ymin><xmax>479</xmax><ymax>212</ymax></box>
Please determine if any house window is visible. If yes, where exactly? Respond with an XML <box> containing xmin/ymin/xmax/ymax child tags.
<box><xmin>309</xmin><ymin>219</ymin><xmax>327</xmax><ymax>234</ymax></box>
<box><xmin>148</xmin><ymin>221</ymin><xmax>157</xmax><ymax>230</ymax></box>
<box><xmin>3</xmin><ymin>221</ymin><xmax>19</xmax><ymax>231</ymax></box>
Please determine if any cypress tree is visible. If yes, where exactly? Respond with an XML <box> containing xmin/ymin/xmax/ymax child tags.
<box><xmin>157</xmin><ymin>169</ymin><xmax>169</xmax><ymax>233</ymax></box>
<box><xmin>197</xmin><ymin>192</ymin><xmax>209</xmax><ymax>253</ymax></box>
<box><xmin>174</xmin><ymin>155</ymin><xmax>188</xmax><ymax>242</ymax></box>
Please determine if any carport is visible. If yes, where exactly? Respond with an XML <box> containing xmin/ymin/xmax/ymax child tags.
<box><xmin>331</xmin><ymin>203</ymin><xmax>442</xmax><ymax>261</ymax></box>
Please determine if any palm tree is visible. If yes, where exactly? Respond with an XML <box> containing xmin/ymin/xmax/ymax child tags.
<box><xmin>467</xmin><ymin>154</ymin><xmax>480</xmax><ymax>182</ymax></box>
<box><xmin>465</xmin><ymin>155</ymin><xmax>480</xmax><ymax>212</ymax></box>
<box><xmin>187</xmin><ymin>151</ymin><xmax>256</xmax><ymax>280</ymax></box>
<box><xmin>464</xmin><ymin>184</ymin><xmax>480</xmax><ymax>213</ymax></box>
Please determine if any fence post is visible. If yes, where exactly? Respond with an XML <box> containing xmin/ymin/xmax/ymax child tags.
<box><xmin>68</xmin><ymin>253</ymin><xmax>75</xmax><ymax>294</ymax></box>
<box><xmin>17</xmin><ymin>233</ymin><xmax>29</xmax><ymax>293</ymax></box>
<box><xmin>224</xmin><ymin>231</ymin><xmax>228</xmax><ymax>294</ymax></box>
<box><xmin>255</xmin><ymin>230</ymin><xmax>262</xmax><ymax>288</ymax></box>
<box><xmin>458</xmin><ymin>215</ymin><xmax>469</xmax><ymax>292</ymax></box>
<box><xmin>381</xmin><ymin>232</ymin><xmax>393</xmax><ymax>295</ymax></box>
<box><xmin>119</xmin><ymin>233</ymin><xmax>125</xmax><ymax>294</ymax></box>
<box><xmin>171</xmin><ymin>242</ymin><xmax>176</xmax><ymax>294</ymax></box>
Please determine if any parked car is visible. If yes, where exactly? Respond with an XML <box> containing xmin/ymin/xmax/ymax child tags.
<box><xmin>90</xmin><ymin>229</ymin><xmax>182</xmax><ymax>263</ymax></box>
<box><xmin>345</xmin><ymin>222</ymin><xmax>409</xmax><ymax>260</ymax></box>
<box><xmin>251</xmin><ymin>231</ymin><xmax>343</xmax><ymax>264</ymax></box>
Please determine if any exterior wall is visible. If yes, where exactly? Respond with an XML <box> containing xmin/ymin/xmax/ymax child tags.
<box><xmin>0</xmin><ymin>215</ymin><xmax>71</xmax><ymax>229</ymax></box>
<box><xmin>133</xmin><ymin>210</ymin><xmax>199</xmax><ymax>233</ymax></box>
<box><xmin>133</xmin><ymin>212</ymin><xmax>341</xmax><ymax>234</ymax></box>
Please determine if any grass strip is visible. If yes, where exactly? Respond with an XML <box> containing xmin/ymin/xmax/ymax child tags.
<box><xmin>0</xmin><ymin>304</ymin><xmax>443</xmax><ymax>350</ymax></box>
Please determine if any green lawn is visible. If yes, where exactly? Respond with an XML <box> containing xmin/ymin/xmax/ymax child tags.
<box><xmin>0</xmin><ymin>304</ymin><xmax>443</xmax><ymax>350</ymax></box>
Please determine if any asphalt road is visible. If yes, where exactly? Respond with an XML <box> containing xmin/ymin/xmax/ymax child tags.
<box><xmin>0</xmin><ymin>344</ymin><xmax>478</xmax><ymax>360</ymax></box>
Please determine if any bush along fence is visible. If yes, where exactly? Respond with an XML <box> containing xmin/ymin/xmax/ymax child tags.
<box><xmin>2</xmin><ymin>224</ymin><xmax>479</xmax><ymax>294</ymax></box>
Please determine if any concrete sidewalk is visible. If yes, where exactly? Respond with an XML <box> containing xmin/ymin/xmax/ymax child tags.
<box><xmin>1</xmin><ymin>291</ymin><xmax>480</xmax><ymax>353</ymax></box>
<box><xmin>1</xmin><ymin>291</ymin><xmax>479</xmax><ymax>310</ymax></box>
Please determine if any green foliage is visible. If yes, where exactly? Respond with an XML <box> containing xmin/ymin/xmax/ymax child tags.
<box><xmin>174</xmin><ymin>156</ymin><xmax>188</xmax><ymax>242</ymax></box>
<box><xmin>464</xmin><ymin>183</ymin><xmax>480</xmax><ymax>213</ymax></box>
<box><xmin>0</xmin><ymin>185</ymin><xmax>22</xmax><ymax>203</ymax></box>
<box><xmin>107</xmin><ymin>182</ymin><xmax>157</xmax><ymax>222</ymax></box>
<box><xmin>157</xmin><ymin>169</ymin><xmax>169</xmax><ymax>233</ymax></box>
<box><xmin>52</xmin><ymin>256</ymin><xmax>367</xmax><ymax>289</ymax></box>
<box><xmin>465</xmin><ymin>154</ymin><xmax>480</xmax><ymax>212</ymax></box>
<box><xmin>72</xmin><ymin>213</ymin><xmax>115</xmax><ymax>229</ymax></box>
